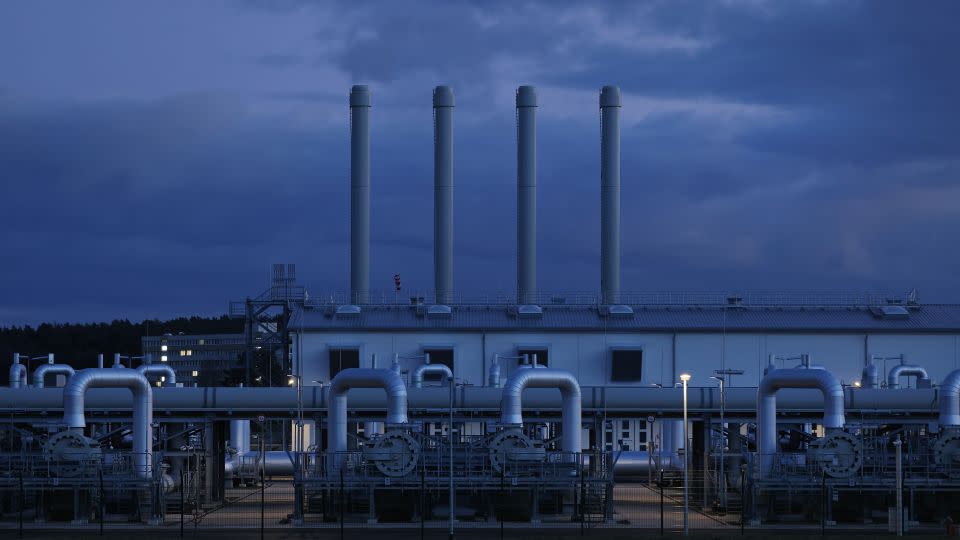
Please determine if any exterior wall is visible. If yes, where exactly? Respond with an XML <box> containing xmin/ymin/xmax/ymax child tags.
<box><xmin>297</xmin><ymin>330</ymin><xmax>960</xmax><ymax>389</ymax></box>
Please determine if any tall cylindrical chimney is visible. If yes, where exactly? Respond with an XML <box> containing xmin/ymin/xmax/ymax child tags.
<box><xmin>516</xmin><ymin>85</ymin><xmax>537</xmax><ymax>305</ymax></box>
<box><xmin>433</xmin><ymin>86</ymin><xmax>454</xmax><ymax>305</ymax></box>
<box><xmin>600</xmin><ymin>85</ymin><xmax>622</xmax><ymax>305</ymax></box>
<box><xmin>350</xmin><ymin>85</ymin><xmax>371</xmax><ymax>304</ymax></box>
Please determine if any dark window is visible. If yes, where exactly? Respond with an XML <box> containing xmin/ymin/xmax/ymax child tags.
<box><xmin>423</xmin><ymin>348</ymin><xmax>454</xmax><ymax>382</ymax></box>
<box><xmin>329</xmin><ymin>348</ymin><xmax>360</xmax><ymax>379</ymax></box>
<box><xmin>517</xmin><ymin>348</ymin><xmax>548</xmax><ymax>366</ymax></box>
<box><xmin>611</xmin><ymin>349</ymin><xmax>643</xmax><ymax>382</ymax></box>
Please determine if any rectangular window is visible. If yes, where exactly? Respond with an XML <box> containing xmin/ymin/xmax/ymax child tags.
<box><xmin>160</xmin><ymin>355</ymin><xmax>168</xmax><ymax>362</ymax></box>
<box><xmin>423</xmin><ymin>348</ymin><xmax>454</xmax><ymax>382</ymax></box>
<box><xmin>611</xmin><ymin>349</ymin><xmax>643</xmax><ymax>382</ymax></box>
<box><xmin>516</xmin><ymin>347</ymin><xmax>548</xmax><ymax>367</ymax></box>
<box><xmin>191</xmin><ymin>370</ymin><xmax>199</xmax><ymax>377</ymax></box>
<box><xmin>328</xmin><ymin>348</ymin><xmax>360</xmax><ymax>379</ymax></box>
<box><xmin>161</xmin><ymin>345</ymin><xmax>168</xmax><ymax>352</ymax></box>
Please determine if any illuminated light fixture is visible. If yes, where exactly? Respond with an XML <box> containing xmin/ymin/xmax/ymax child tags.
<box><xmin>160</xmin><ymin>376</ymin><xmax>166</xmax><ymax>382</ymax></box>
<box><xmin>679</xmin><ymin>373</ymin><xmax>691</xmax><ymax>383</ymax></box>
<box><xmin>853</xmin><ymin>380</ymin><xmax>862</xmax><ymax>388</ymax></box>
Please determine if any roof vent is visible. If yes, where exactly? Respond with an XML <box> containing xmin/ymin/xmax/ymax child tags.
<box><xmin>516</xmin><ymin>304</ymin><xmax>543</xmax><ymax>319</ymax></box>
<box><xmin>870</xmin><ymin>305</ymin><xmax>910</xmax><ymax>320</ymax></box>
<box><xmin>335</xmin><ymin>304</ymin><xmax>362</xmax><ymax>318</ymax></box>
<box><xmin>426</xmin><ymin>304</ymin><xmax>452</xmax><ymax>319</ymax></box>
<box><xmin>600</xmin><ymin>304</ymin><xmax>634</xmax><ymax>318</ymax></box>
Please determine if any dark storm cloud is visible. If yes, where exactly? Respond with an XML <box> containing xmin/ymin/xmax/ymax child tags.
<box><xmin>0</xmin><ymin>0</ymin><xmax>958</xmax><ymax>324</ymax></box>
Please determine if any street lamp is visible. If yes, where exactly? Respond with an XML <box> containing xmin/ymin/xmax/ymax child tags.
<box><xmin>680</xmin><ymin>372</ymin><xmax>691</xmax><ymax>536</ymax></box>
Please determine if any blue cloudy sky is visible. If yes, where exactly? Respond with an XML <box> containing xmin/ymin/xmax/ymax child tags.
<box><xmin>1</xmin><ymin>0</ymin><xmax>958</xmax><ymax>325</ymax></box>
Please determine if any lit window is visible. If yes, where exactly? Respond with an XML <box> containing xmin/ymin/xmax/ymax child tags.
<box><xmin>191</xmin><ymin>370</ymin><xmax>199</xmax><ymax>377</ymax></box>
<box><xmin>198</xmin><ymin>339</ymin><xmax>205</xmax><ymax>345</ymax></box>
<box><xmin>186</xmin><ymin>350</ymin><xmax>192</xmax><ymax>356</ymax></box>
<box><xmin>160</xmin><ymin>376</ymin><xmax>166</xmax><ymax>382</ymax></box>
<box><xmin>161</xmin><ymin>345</ymin><xmax>168</xmax><ymax>352</ymax></box>
<box><xmin>180</xmin><ymin>350</ymin><xmax>185</xmax><ymax>357</ymax></box>
<box><xmin>160</xmin><ymin>355</ymin><xmax>168</xmax><ymax>362</ymax></box>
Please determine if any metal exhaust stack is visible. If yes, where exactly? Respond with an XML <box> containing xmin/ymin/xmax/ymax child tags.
<box><xmin>516</xmin><ymin>85</ymin><xmax>537</xmax><ymax>305</ymax></box>
<box><xmin>350</xmin><ymin>85</ymin><xmax>371</xmax><ymax>305</ymax></box>
<box><xmin>600</xmin><ymin>85</ymin><xmax>622</xmax><ymax>305</ymax></box>
<box><xmin>328</xmin><ymin>368</ymin><xmax>408</xmax><ymax>470</ymax></box>
<box><xmin>500</xmin><ymin>366</ymin><xmax>581</xmax><ymax>457</ymax></box>
<box><xmin>63</xmin><ymin>368</ymin><xmax>154</xmax><ymax>478</ymax></box>
<box><xmin>433</xmin><ymin>85</ymin><xmax>454</xmax><ymax>305</ymax></box>
<box><xmin>757</xmin><ymin>367</ymin><xmax>845</xmax><ymax>477</ymax></box>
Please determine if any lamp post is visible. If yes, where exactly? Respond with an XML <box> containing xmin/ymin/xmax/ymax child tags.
<box><xmin>710</xmin><ymin>368</ymin><xmax>742</xmax><ymax>512</ymax></box>
<box><xmin>680</xmin><ymin>372</ymin><xmax>691</xmax><ymax>536</ymax></box>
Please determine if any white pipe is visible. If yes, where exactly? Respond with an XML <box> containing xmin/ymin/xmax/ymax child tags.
<box><xmin>887</xmin><ymin>362</ymin><xmax>930</xmax><ymax>389</ymax></box>
<box><xmin>97</xmin><ymin>353</ymin><xmax>104</xmax><ymax>369</ymax></box>
<box><xmin>33</xmin><ymin>364</ymin><xmax>75</xmax><ymax>388</ymax></box>
<box><xmin>9</xmin><ymin>354</ymin><xmax>26</xmax><ymax>389</ymax></box>
<box><xmin>861</xmin><ymin>357</ymin><xmax>879</xmax><ymax>389</ymax></box>
<box><xmin>939</xmin><ymin>369</ymin><xmax>960</xmax><ymax>428</ymax></box>
<box><xmin>230</xmin><ymin>419</ymin><xmax>250</xmax><ymax>454</ymax></box>
<box><xmin>757</xmin><ymin>367</ymin><xmax>845</xmax><ymax>477</ymax></box>
<box><xmin>411</xmin><ymin>363</ymin><xmax>453</xmax><ymax>388</ymax></box>
<box><xmin>137</xmin><ymin>364</ymin><xmax>177</xmax><ymax>387</ymax></box>
<box><xmin>327</xmin><ymin>368</ymin><xmax>407</xmax><ymax>470</ymax></box>
<box><xmin>488</xmin><ymin>354</ymin><xmax>501</xmax><ymax>388</ymax></box>
<box><xmin>500</xmin><ymin>367</ymin><xmax>581</xmax><ymax>455</ymax></box>
<box><xmin>63</xmin><ymin>368</ymin><xmax>153</xmax><ymax>478</ymax></box>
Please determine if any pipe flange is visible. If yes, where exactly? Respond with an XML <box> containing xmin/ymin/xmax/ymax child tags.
<box><xmin>488</xmin><ymin>430</ymin><xmax>543</xmax><ymax>473</ymax></box>
<box><xmin>369</xmin><ymin>430</ymin><xmax>420</xmax><ymax>477</ymax></box>
<box><xmin>933</xmin><ymin>432</ymin><xmax>960</xmax><ymax>478</ymax></box>
<box><xmin>44</xmin><ymin>431</ymin><xmax>102</xmax><ymax>477</ymax></box>
<box><xmin>808</xmin><ymin>431</ymin><xmax>861</xmax><ymax>478</ymax></box>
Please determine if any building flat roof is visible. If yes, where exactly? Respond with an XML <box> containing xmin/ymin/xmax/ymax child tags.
<box><xmin>289</xmin><ymin>303</ymin><xmax>960</xmax><ymax>333</ymax></box>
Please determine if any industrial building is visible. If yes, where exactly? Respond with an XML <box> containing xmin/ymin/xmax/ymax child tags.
<box><xmin>141</xmin><ymin>333</ymin><xmax>245</xmax><ymax>386</ymax></box>
<box><xmin>2</xmin><ymin>83</ymin><xmax>960</xmax><ymax>534</ymax></box>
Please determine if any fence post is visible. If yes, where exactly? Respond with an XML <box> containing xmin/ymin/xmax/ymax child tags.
<box><xmin>99</xmin><ymin>467</ymin><xmax>105</xmax><ymax>536</ymax></box>
<box><xmin>821</xmin><ymin>469</ymin><xmax>826</xmax><ymax>537</ymax></box>
<box><xmin>421</xmin><ymin>467</ymin><xmax>426</xmax><ymax>540</ymax></box>
<box><xmin>580</xmin><ymin>465</ymin><xmax>586</xmax><ymax>536</ymax></box>
<box><xmin>659</xmin><ymin>470</ymin><xmax>664</xmax><ymax>536</ymax></box>
<box><xmin>180</xmin><ymin>469</ymin><xmax>185</xmax><ymax>539</ymax></box>
<box><xmin>339</xmin><ymin>466</ymin><xmax>345</xmax><ymax>540</ymax></box>
<box><xmin>260</xmin><ymin>463</ymin><xmax>265</xmax><ymax>540</ymax></box>
<box><xmin>18</xmin><ymin>470</ymin><xmax>24</xmax><ymax>539</ymax></box>
<box><xmin>499</xmin><ymin>466</ymin><xmax>504</xmax><ymax>540</ymax></box>
<box><xmin>740</xmin><ymin>466</ymin><xmax>745</xmax><ymax>535</ymax></box>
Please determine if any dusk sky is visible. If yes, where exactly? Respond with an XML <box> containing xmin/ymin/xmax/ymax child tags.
<box><xmin>1</xmin><ymin>0</ymin><xmax>958</xmax><ymax>325</ymax></box>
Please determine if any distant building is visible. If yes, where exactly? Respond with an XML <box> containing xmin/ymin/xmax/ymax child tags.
<box><xmin>141</xmin><ymin>333</ymin><xmax>245</xmax><ymax>386</ymax></box>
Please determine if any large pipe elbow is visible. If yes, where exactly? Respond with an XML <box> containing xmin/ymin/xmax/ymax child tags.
<box><xmin>500</xmin><ymin>367</ymin><xmax>581</xmax><ymax>454</ymax></box>
<box><xmin>887</xmin><ymin>364</ymin><xmax>930</xmax><ymax>389</ymax></box>
<box><xmin>328</xmin><ymin>368</ymin><xmax>408</xmax><ymax>467</ymax></box>
<box><xmin>33</xmin><ymin>364</ymin><xmax>76</xmax><ymax>388</ymax></box>
<box><xmin>138</xmin><ymin>364</ymin><xmax>177</xmax><ymax>387</ymax></box>
<box><xmin>939</xmin><ymin>369</ymin><xmax>960</xmax><ymax>428</ymax></box>
<box><xmin>411</xmin><ymin>363</ymin><xmax>452</xmax><ymax>388</ymax></box>
<box><xmin>9</xmin><ymin>363</ymin><xmax>26</xmax><ymax>388</ymax></box>
<box><xmin>63</xmin><ymin>368</ymin><xmax>154</xmax><ymax>478</ymax></box>
<box><xmin>757</xmin><ymin>367</ymin><xmax>845</xmax><ymax>476</ymax></box>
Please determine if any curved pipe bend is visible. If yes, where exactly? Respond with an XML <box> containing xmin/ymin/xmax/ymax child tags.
<box><xmin>327</xmin><ymin>368</ymin><xmax>408</xmax><ymax>470</ymax></box>
<box><xmin>500</xmin><ymin>366</ymin><xmax>581</xmax><ymax>455</ymax></box>
<box><xmin>757</xmin><ymin>367</ymin><xmax>845</xmax><ymax>477</ymax></box>
<box><xmin>33</xmin><ymin>364</ymin><xmax>76</xmax><ymax>388</ymax></box>
<box><xmin>9</xmin><ymin>363</ymin><xmax>26</xmax><ymax>388</ymax></box>
<box><xmin>939</xmin><ymin>369</ymin><xmax>960</xmax><ymax>428</ymax></box>
<box><xmin>63</xmin><ymin>368</ymin><xmax>153</xmax><ymax>478</ymax></box>
<box><xmin>887</xmin><ymin>364</ymin><xmax>930</xmax><ymax>389</ymax></box>
<box><xmin>411</xmin><ymin>363</ymin><xmax>452</xmax><ymax>388</ymax></box>
<box><xmin>138</xmin><ymin>364</ymin><xmax>177</xmax><ymax>387</ymax></box>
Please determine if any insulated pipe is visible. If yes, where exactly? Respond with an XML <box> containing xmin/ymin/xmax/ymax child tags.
<box><xmin>112</xmin><ymin>353</ymin><xmax>123</xmax><ymax>369</ymax></box>
<box><xmin>137</xmin><ymin>364</ymin><xmax>177</xmax><ymax>387</ymax></box>
<box><xmin>225</xmin><ymin>450</ymin><xmax>295</xmax><ymax>476</ymax></box>
<box><xmin>887</xmin><ymin>363</ymin><xmax>930</xmax><ymax>389</ymax></box>
<box><xmin>63</xmin><ymin>369</ymin><xmax>153</xmax><ymax>478</ymax></box>
<box><xmin>600</xmin><ymin>85</ymin><xmax>621</xmax><ymax>305</ymax></box>
<box><xmin>230</xmin><ymin>419</ymin><xmax>250</xmax><ymax>454</ymax></box>
<box><xmin>411</xmin><ymin>362</ymin><xmax>453</xmax><ymax>388</ymax></box>
<box><xmin>327</xmin><ymin>368</ymin><xmax>407</xmax><ymax>470</ymax></box>
<box><xmin>516</xmin><ymin>85</ymin><xmax>537</xmax><ymax>305</ymax></box>
<box><xmin>97</xmin><ymin>354</ymin><xmax>104</xmax><ymax>369</ymax></box>
<box><xmin>433</xmin><ymin>85</ymin><xmax>454</xmax><ymax>305</ymax></box>
<box><xmin>9</xmin><ymin>354</ymin><xmax>26</xmax><ymax>389</ymax></box>
<box><xmin>33</xmin><ymin>364</ymin><xmax>75</xmax><ymax>388</ymax></box>
<box><xmin>350</xmin><ymin>84</ymin><xmax>371</xmax><ymax>304</ymax></box>
<box><xmin>757</xmin><ymin>368</ymin><xmax>845</xmax><ymax>477</ymax></box>
<box><xmin>500</xmin><ymin>367</ymin><xmax>581</xmax><ymax>455</ymax></box>
<box><xmin>488</xmin><ymin>355</ymin><xmax>501</xmax><ymax>388</ymax></box>
<box><xmin>939</xmin><ymin>369</ymin><xmax>960</xmax><ymax>428</ymax></box>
